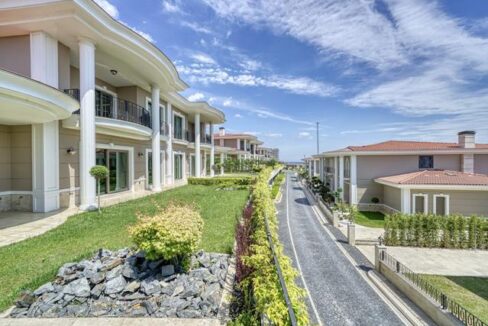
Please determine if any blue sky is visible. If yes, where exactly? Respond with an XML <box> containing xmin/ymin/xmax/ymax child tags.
<box><xmin>95</xmin><ymin>0</ymin><xmax>488</xmax><ymax>161</ymax></box>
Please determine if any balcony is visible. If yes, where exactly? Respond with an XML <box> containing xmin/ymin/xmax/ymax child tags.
<box><xmin>64</xmin><ymin>89</ymin><xmax>151</xmax><ymax>129</ymax></box>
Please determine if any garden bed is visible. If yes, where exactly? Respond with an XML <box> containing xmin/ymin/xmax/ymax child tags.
<box><xmin>10</xmin><ymin>248</ymin><xmax>230</xmax><ymax>318</ymax></box>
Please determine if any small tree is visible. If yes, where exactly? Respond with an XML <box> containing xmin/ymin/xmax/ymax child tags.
<box><xmin>90</xmin><ymin>165</ymin><xmax>109</xmax><ymax>213</ymax></box>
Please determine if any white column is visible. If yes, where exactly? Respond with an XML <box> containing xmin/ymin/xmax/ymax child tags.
<box><xmin>220</xmin><ymin>152</ymin><xmax>225</xmax><ymax>175</ymax></box>
<box><xmin>78</xmin><ymin>39</ymin><xmax>97</xmax><ymax>210</ymax></box>
<box><xmin>166</xmin><ymin>103</ymin><xmax>173</xmax><ymax>185</ymax></box>
<box><xmin>244</xmin><ymin>139</ymin><xmax>248</xmax><ymax>156</ymax></box>
<box><xmin>30</xmin><ymin>32</ymin><xmax>60</xmax><ymax>212</ymax></box>
<box><xmin>150</xmin><ymin>86</ymin><xmax>161</xmax><ymax>191</ymax></box>
<box><xmin>339</xmin><ymin>156</ymin><xmax>344</xmax><ymax>200</ymax></box>
<box><xmin>194</xmin><ymin>113</ymin><xmax>201</xmax><ymax>177</ymax></box>
<box><xmin>236</xmin><ymin>138</ymin><xmax>240</xmax><ymax>150</ymax></box>
<box><xmin>203</xmin><ymin>152</ymin><xmax>207</xmax><ymax>176</ymax></box>
<box><xmin>349</xmin><ymin>155</ymin><xmax>357</xmax><ymax>205</ymax></box>
<box><xmin>333</xmin><ymin>157</ymin><xmax>338</xmax><ymax>191</ymax></box>
<box><xmin>210</xmin><ymin>123</ymin><xmax>215</xmax><ymax>177</ymax></box>
<box><xmin>401</xmin><ymin>188</ymin><xmax>411</xmax><ymax>214</ymax></box>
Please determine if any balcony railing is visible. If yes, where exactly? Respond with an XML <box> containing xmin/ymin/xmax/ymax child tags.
<box><xmin>64</xmin><ymin>89</ymin><xmax>151</xmax><ymax>128</ymax></box>
<box><xmin>201</xmin><ymin>134</ymin><xmax>212</xmax><ymax>144</ymax></box>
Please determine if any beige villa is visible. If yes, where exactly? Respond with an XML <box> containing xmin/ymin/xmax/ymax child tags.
<box><xmin>0</xmin><ymin>0</ymin><xmax>226</xmax><ymax>213</ymax></box>
<box><xmin>314</xmin><ymin>131</ymin><xmax>488</xmax><ymax>216</ymax></box>
<box><xmin>213</xmin><ymin>127</ymin><xmax>270</xmax><ymax>160</ymax></box>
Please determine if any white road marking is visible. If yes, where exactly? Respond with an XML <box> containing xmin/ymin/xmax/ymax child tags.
<box><xmin>284</xmin><ymin>173</ymin><xmax>323</xmax><ymax>326</ymax></box>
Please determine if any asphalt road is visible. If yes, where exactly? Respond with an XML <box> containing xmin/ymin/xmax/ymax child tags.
<box><xmin>276</xmin><ymin>171</ymin><xmax>406</xmax><ymax>326</ymax></box>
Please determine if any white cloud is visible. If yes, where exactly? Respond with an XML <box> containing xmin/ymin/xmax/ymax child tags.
<box><xmin>177</xmin><ymin>63</ymin><xmax>337</xmax><ymax>97</ymax></box>
<box><xmin>162</xmin><ymin>0</ymin><xmax>182</xmax><ymax>13</ymax></box>
<box><xmin>94</xmin><ymin>0</ymin><xmax>154</xmax><ymax>43</ymax></box>
<box><xmin>298</xmin><ymin>131</ymin><xmax>312</xmax><ymax>139</ymax></box>
<box><xmin>234</xmin><ymin>113</ymin><xmax>243</xmax><ymax>118</ymax></box>
<box><xmin>190</xmin><ymin>53</ymin><xmax>217</xmax><ymax>65</ymax></box>
<box><xmin>94</xmin><ymin>0</ymin><xmax>119</xmax><ymax>18</ymax></box>
<box><xmin>180</xmin><ymin>21</ymin><xmax>213</xmax><ymax>34</ymax></box>
<box><xmin>265</xmin><ymin>132</ymin><xmax>283</xmax><ymax>138</ymax></box>
<box><xmin>187</xmin><ymin>92</ymin><xmax>205</xmax><ymax>101</ymax></box>
<box><xmin>201</xmin><ymin>0</ymin><xmax>407</xmax><ymax>70</ymax></box>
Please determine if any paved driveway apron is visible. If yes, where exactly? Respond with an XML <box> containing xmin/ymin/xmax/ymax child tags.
<box><xmin>276</xmin><ymin>172</ymin><xmax>405</xmax><ymax>326</ymax></box>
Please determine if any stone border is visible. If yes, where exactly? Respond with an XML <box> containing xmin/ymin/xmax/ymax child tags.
<box><xmin>216</xmin><ymin>255</ymin><xmax>236</xmax><ymax>323</ymax></box>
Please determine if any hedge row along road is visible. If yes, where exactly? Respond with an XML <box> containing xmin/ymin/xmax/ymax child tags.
<box><xmin>276</xmin><ymin>171</ymin><xmax>408</xmax><ymax>325</ymax></box>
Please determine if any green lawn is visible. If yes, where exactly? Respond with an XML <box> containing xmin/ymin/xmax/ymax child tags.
<box><xmin>355</xmin><ymin>211</ymin><xmax>385</xmax><ymax>228</ymax></box>
<box><xmin>422</xmin><ymin>275</ymin><xmax>488</xmax><ymax>323</ymax></box>
<box><xmin>0</xmin><ymin>185</ymin><xmax>248</xmax><ymax>311</ymax></box>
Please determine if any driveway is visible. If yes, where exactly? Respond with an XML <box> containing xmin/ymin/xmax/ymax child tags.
<box><xmin>276</xmin><ymin>171</ymin><xmax>407</xmax><ymax>325</ymax></box>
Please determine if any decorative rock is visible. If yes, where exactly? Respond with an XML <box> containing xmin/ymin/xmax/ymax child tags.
<box><xmin>105</xmin><ymin>275</ymin><xmax>127</xmax><ymax>295</ymax></box>
<box><xmin>63</xmin><ymin>278</ymin><xmax>90</xmax><ymax>298</ymax></box>
<box><xmin>161</xmin><ymin>264</ymin><xmax>175</xmax><ymax>277</ymax></box>
<box><xmin>15</xmin><ymin>291</ymin><xmax>35</xmax><ymax>308</ymax></box>
<box><xmin>10</xmin><ymin>248</ymin><xmax>230</xmax><ymax>319</ymax></box>
<box><xmin>106</xmin><ymin>265</ymin><xmax>123</xmax><ymax>280</ymax></box>
<box><xmin>33</xmin><ymin>283</ymin><xmax>54</xmax><ymax>296</ymax></box>
<box><xmin>91</xmin><ymin>283</ymin><xmax>105</xmax><ymax>298</ymax></box>
<box><xmin>123</xmin><ymin>281</ymin><xmax>140</xmax><ymax>293</ymax></box>
<box><xmin>141</xmin><ymin>277</ymin><xmax>161</xmax><ymax>295</ymax></box>
<box><xmin>122</xmin><ymin>264</ymin><xmax>137</xmax><ymax>279</ymax></box>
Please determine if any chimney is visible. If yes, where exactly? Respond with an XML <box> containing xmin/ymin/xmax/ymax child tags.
<box><xmin>219</xmin><ymin>127</ymin><xmax>225</xmax><ymax>136</ymax></box>
<box><xmin>458</xmin><ymin>131</ymin><xmax>476</xmax><ymax>173</ymax></box>
<box><xmin>458</xmin><ymin>130</ymin><xmax>476</xmax><ymax>149</ymax></box>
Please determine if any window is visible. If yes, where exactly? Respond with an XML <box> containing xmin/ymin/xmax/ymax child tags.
<box><xmin>95</xmin><ymin>89</ymin><xmax>114</xmax><ymax>118</ymax></box>
<box><xmin>146</xmin><ymin>150</ymin><xmax>164</xmax><ymax>188</ymax></box>
<box><xmin>433</xmin><ymin>194</ymin><xmax>449</xmax><ymax>216</ymax></box>
<box><xmin>419</xmin><ymin>155</ymin><xmax>434</xmax><ymax>169</ymax></box>
<box><xmin>174</xmin><ymin>153</ymin><xmax>183</xmax><ymax>180</ymax></box>
<box><xmin>95</xmin><ymin>149</ymin><xmax>129</xmax><ymax>194</ymax></box>
<box><xmin>174</xmin><ymin>114</ymin><xmax>183</xmax><ymax>140</ymax></box>
<box><xmin>412</xmin><ymin>194</ymin><xmax>428</xmax><ymax>214</ymax></box>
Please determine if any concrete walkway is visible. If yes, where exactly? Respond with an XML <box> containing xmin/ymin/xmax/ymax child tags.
<box><xmin>387</xmin><ymin>247</ymin><xmax>488</xmax><ymax>277</ymax></box>
<box><xmin>276</xmin><ymin>172</ymin><xmax>406</xmax><ymax>325</ymax></box>
<box><xmin>337</xmin><ymin>221</ymin><xmax>384</xmax><ymax>242</ymax></box>
<box><xmin>0</xmin><ymin>318</ymin><xmax>222</xmax><ymax>326</ymax></box>
<box><xmin>0</xmin><ymin>208</ymin><xmax>79</xmax><ymax>247</ymax></box>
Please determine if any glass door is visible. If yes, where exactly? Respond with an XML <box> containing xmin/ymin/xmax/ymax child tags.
<box><xmin>96</xmin><ymin>149</ymin><xmax>129</xmax><ymax>194</ymax></box>
<box><xmin>174</xmin><ymin>153</ymin><xmax>183</xmax><ymax>180</ymax></box>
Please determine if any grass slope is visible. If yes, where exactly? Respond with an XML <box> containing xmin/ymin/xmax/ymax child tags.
<box><xmin>0</xmin><ymin>185</ymin><xmax>248</xmax><ymax>311</ymax></box>
<box><xmin>423</xmin><ymin>275</ymin><xmax>488</xmax><ymax>323</ymax></box>
<box><xmin>355</xmin><ymin>211</ymin><xmax>385</xmax><ymax>228</ymax></box>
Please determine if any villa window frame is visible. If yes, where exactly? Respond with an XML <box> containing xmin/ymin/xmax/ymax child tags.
<box><xmin>95</xmin><ymin>86</ymin><xmax>118</xmax><ymax>118</ymax></box>
<box><xmin>412</xmin><ymin>193</ymin><xmax>428</xmax><ymax>214</ymax></box>
<box><xmin>419</xmin><ymin>155</ymin><xmax>434</xmax><ymax>169</ymax></box>
<box><xmin>173</xmin><ymin>111</ymin><xmax>186</xmax><ymax>140</ymax></box>
<box><xmin>145</xmin><ymin>97</ymin><xmax>167</xmax><ymax>127</ymax></box>
<box><xmin>145</xmin><ymin>148</ymin><xmax>165</xmax><ymax>189</ymax></box>
<box><xmin>95</xmin><ymin>143</ymin><xmax>134</xmax><ymax>194</ymax></box>
<box><xmin>433</xmin><ymin>194</ymin><xmax>450</xmax><ymax>216</ymax></box>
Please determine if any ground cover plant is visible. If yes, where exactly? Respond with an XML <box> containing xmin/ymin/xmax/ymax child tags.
<box><xmin>0</xmin><ymin>184</ymin><xmax>248</xmax><ymax>312</ymax></box>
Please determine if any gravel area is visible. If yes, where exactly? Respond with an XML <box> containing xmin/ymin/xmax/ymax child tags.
<box><xmin>276</xmin><ymin>172</ymin><xmax>405</xmax><ymax>325</ymax></box>
<box><xmin>9</xmin><ymin>249</ymin><xmax>229</xmax><ymax>319</ymax></box>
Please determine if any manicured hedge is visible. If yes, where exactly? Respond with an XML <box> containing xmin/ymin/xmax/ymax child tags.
<box><xmin>271</xmin><ymin>173</ymin><xmax>285</xmax><ymax>199</ymax></box>
<box><xmin>384</xmin><ymin>214</ymin><xmax>488</xmax><ymax>249</ymax></box>
<box><xmin>187</xmin><ymin>176</ymin><xmax>255</xmax><ymax>186</ymax></box>
<box><xmin>232</xmin><ymin>168</ymin><xmax>309</xmax><ymax>325</ymax></box>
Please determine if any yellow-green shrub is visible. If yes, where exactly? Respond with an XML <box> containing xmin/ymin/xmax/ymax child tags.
<box><xmin>237</xmin><ymin>167</ymin><xmax>309</xmax><ymax>325</ymax></box>
<box><xmin>128</xmin><ymin>202</ymin><xmax>203</xmax><ymax>263</ymax></box>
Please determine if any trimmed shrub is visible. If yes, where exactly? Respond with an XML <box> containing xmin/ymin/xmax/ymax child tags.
<box><xmin>384</xmin><ymin>213</ymin><xmax>488</xmax><ymax>249</ymax></box>
<box><xmin>128</xmin><ymin>202</ymin><xmax>203</xmax><ymax>268</ymax></box>
<box><xmin>271</xmin><ymin>173</ymin><xmax>285</xmax><ymax>199</ymax></box>
<box><xmin>188</xmin><ymin>176</ymin><xmax>255</xmax><ymax>187</ymax></box>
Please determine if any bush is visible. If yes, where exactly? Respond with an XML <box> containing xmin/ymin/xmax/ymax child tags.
<box><xmin>271</xmin><ymin>173</ymin><xmax>285</xmax><ymax>199</ymax></box>
<box><xmin>89</xmin><ymin>165</ymin><xmax>109</xmax><ymax>179</ymax></box>
<box><xmin>128</xmin><ymin>202</ymin><xmax>204</xmax><ymax>267</ymax></box>
<box><xmin>188</xmin><ymin>177</ymin><xmax>254</xmax><ymax>186</ymax></box>
<box><xmin>371</xmin><ymin>197</ymin><xmax>380</xmax><ymax>204</ymax></box>
<box><xmin>234</xmin><ymin>168</ymin><xmax>309</xmax><ymax>325</ymax></box>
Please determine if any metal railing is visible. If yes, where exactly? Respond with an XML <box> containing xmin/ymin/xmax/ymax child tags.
<box><xmin>380</xmin><ymin>251</ymin><xmax>487</xmax><ymax>326</ymax></box>
<box><xmin>63</xmin><ymin>88</ymin><xmax>151</xmax><ymax>128</ymax></box>
<box><xmin>201</xmin><ymin>134</ymin><xmax>212</xmax><ymax>144</ymax></box>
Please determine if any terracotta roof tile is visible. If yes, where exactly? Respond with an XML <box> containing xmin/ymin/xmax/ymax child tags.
<box><xmin>334</xmin><ymin>140</ymin><xmax>488</xmax><ymax>152</ymax></box>
<box><xmin>376</xmin><ymin>170</ymin><xmax>488</xmax><ymax>186</ymax></box>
